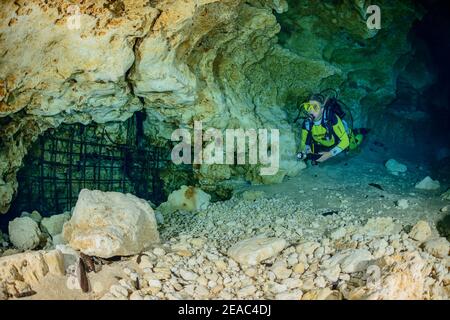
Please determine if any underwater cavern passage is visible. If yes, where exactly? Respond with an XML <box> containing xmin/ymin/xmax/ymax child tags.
<box><xmin>0</xmin><ymin>0</ymin><xmax>449</xmax><ymax>301</ymax></box>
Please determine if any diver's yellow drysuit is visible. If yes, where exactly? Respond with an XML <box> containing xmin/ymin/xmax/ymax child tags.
<box><xmin>300</xmin><ymin>113</ymin><xmax>363</xmax><ymax>156</ymax></box>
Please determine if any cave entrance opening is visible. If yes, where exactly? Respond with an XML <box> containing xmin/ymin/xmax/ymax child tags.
<box><xmin>8</xmin><ymin>112</ymin><xmax>175</xmax><ymax>218</ymax></box>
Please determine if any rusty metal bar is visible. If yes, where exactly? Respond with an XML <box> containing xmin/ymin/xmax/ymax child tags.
<box><xmin>11</xmin><ymin>113</ymin><xmax>175</xmax><ymax>216</ymax></box>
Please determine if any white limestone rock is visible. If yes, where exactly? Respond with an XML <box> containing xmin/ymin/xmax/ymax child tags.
<box><xmin>385</xmin><ymin>159</ymin><xmax>407</xmax><ymax>175</ymax></box>
<box><xmin>179</xmin><ymin>269</ymin><xmax>198</xmax><ymax>281</ymax></box>
<box><xmin>415</xmin><ymin>176</ymin><xmax>440</xmax><ymax>190</ymax></box>
<box><xmin>323</xmin><ymin>249</ymin><xmax>374</xmax><ymax>273</ymax></box>
<box><xmin>358</xmin><ymin>217</ymin><xmax>402</xmax><ymax>238</ymax></box>
<box><xmin>293</xmin><ymin>263</ymin><xmax>306</xmax><ymax>274</ymax></box>
<box><xmin>409</xmin><ymin>221</ymin><xmax>432</xmax><ymax>242</ymax></box>
<box><xmin>62</xmin><ymin>189</ymin><xmax>160</xmax><ymax>258</ymax></box>
<box><xmin>8</xmin><ymin>217</ymin><xmax>42</xmax><ymax>250</ymax></box>
<box><xmin>269</xmin><ymin>282</ymin><xmax>288</xmax><ymax>294</ymax></box>
<box><xmin>157</xmin><ymin>185</ymin><xmax>211</xmax><ymax>214</ymax></box>
<box><xmin>347</xmin><ymin>252</ymin><xmax>426</xmax><ymax>300</ymax></box>
<box><xmin>423</xmin><ymin>238</ymin><xmax>449</xmax><ymax>259</ymax></box>
<box><xmin>314</xmin><ymin>276</ymin><xmax>327</xmax><ymax>288</ymax></box>
<box><xmin>227</xmin><ymin>236</ymin><xmax>286</xmax><ymax>266</ymax></box>
<box><xmin>295</xmin><ymin>241</ymin><xmax>321</xmax><ymax>256</ymax></box>
<box><xmin>129</xmin><ymin>291</ymin><xmax>144</xmax><ymax>300</ymax></box>
<box><xmin>281</xmin><ymin>278</ymin><xmax>303</xmax><ymax>289</ymax></box>
<box><xmin>52</xmin><ymin>233</ymin><xmax>67</xmax><ymax>246</ymax></box>
<box><xmin>237</xmin><ymin>285</ymin><xmax>257</xmax><ymax>298</ymax></box>
<box><xmin>340</xmin><ymin>249</ymin><xmax>374</xmax><ymax>273</ymax></box>
<box><xmin>270</xmin><ymin>261</ymin><xmax>292</xmax><ymax>280</ymax></box>
<box><xmin>0</xmin><ymin>250</ymin><xmax>64</xmax><ymax>297</ymax></box>
<box><xmin>20</xmin><ymin>210</ymin><xmax>42</xmax><ymax>223</ymax></box>
<box><xmin>275</xmin><ymin>290</ymin><xmax>303</xmax><ymax>300</ymax></box>
<box><xmin>40</xmin><ymin>212</ymin><xmax>71</xmax><ymax>236</ymax></box>
<box><xmin>395</xmin><ymin>199</ymin><xmax>409</xmax><ymax>210</ymax></box>
<box><xmin>330</xmin><ymin>227</ymin><xmax>347</xmax><ymax>240</ymax></box>
<box><xmin>301</xmin><ymin>288</ymin><xmax>334</xmax><ymax>300</ymax></box>
<box><xmin>321</xmin><ymin>264</ymin><xmax>341</xmax><ymax>283</ymax></box>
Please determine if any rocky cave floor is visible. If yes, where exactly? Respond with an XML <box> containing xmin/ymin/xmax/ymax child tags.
<box><xmin>1</xmin><ymin>144</ymin><xmax>450</xmax><ymax>300</ymax></box>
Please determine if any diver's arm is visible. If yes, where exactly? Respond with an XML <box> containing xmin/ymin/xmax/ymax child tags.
<box><xmin>330</xmin><ymin>115</ymin><xmax>349</xmax><ymax>156</ymax></box>
<box><xmin>317</xmin><ymin>115</ymin><xmax>349</xmax><ymax>163</ymax></box>
<box><xmin>300</xmin><ymin>122</ymin><xmax>312</xmax><ymax>153</ymax></box>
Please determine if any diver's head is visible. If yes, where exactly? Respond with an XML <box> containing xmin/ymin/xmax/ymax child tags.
<box><xmin>303</xmin><ymin>94</ymin><xmax>325</xmax><ymax>121</ymax></box>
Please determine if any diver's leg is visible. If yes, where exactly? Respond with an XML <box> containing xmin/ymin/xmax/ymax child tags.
<box><xmin>348</xmin><ymin>130</ymin><xmax>364</xmax><ymax>150</ymax></box>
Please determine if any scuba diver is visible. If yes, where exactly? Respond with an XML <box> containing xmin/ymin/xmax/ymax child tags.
<box><xmin>296</xmin><ymin>92</ymin><xmax>368</xmax><ymax>164</ymax></box>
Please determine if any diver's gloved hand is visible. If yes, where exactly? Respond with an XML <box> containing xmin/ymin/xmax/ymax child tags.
<box><xmin>297</xmin><ymin>146</ymin><xmax>312</xmax><ymax>160</ymax></box>
<box><xmin>316</xmin><ymin>151</ymin><xmax>333</xmax><ymax>163</ymax></box>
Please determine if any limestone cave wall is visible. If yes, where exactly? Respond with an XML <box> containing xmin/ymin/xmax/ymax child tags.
<box><xmin>0</xmin><ymin>0</ymin><xmax>429</xmax><ymax>214</ymax></box>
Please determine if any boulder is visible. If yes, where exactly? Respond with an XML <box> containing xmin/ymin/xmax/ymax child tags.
<box><xmin>340</xmin><ymin>249</ymin><xmax>374</xmax><ymax>273</ymax></box>
<box><xmin>422</xmin><ymin>238</ymin><xmax>449</xmax><ymax>259</ymax></box>
<box><xmin>415</xmin><ymin>176</ymin><xmax>440</xmax><ymax>190</ymax></box>
<box><xmin>385</xmin><ymin>159</ymin><xmax>407</xmax><ymax>175</ymax></box>
<box><xmin>323</xmin><ymin>249</ymin><xmax>374</xmax><ymax>273</ymax></box>
<box><xmin>20</xmin><ymin>210</ymin><xmax>42</xmax><ymax>223</ymax></box>
<box><xmin>40</xmin><ymin>212</ymin><xmax>71</xmax><ymax>236</ymax></box>
<box><xmin>227</xmin><ymin>236</ymin><xmax>286</xmax><ymax>266</ymax></box>
<box><xmin>358</xmin><ymin>217</ymin><xmax>402</xmax><ymax>238</ymax></box>
<box><xmin>8</xmin><ymin>217</ymin><xmax>42</xmax><ymax>250</ymax></box>
<box><xmin>409</xmin><ymin>221</ymin><xmax>432</xmax><ymax>242</ymax></box>
<box><xmin>157</xmin><ymin>185</ymin><xmax>211</xmax><ymax>214</ymax></box>
<box><xmin>62</xmin><ymin>189</ymin><xmax>160</xmax><ymax>258</ymax></box>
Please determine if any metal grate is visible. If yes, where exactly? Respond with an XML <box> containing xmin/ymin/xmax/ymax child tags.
<box><xmin>10</xmin><ymin>112</ymin><xmax>172</xmax><ymax>216</ymax></box>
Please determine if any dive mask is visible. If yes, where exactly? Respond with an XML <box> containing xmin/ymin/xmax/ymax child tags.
<box><xmin>302</xmin><ymin>101</ymin><xmax>321</xmax><ymax>113</ymax></box>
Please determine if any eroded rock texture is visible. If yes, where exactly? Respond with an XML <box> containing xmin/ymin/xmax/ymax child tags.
<box><xmin>0</xmin><ymin>0</ymin><xmax>423</xmax><ymax>213</ymax></box>
<box><xmin>62</xmin><ymin>189</ymin><xmax>160</xmax><ymax>258</ymax></box>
